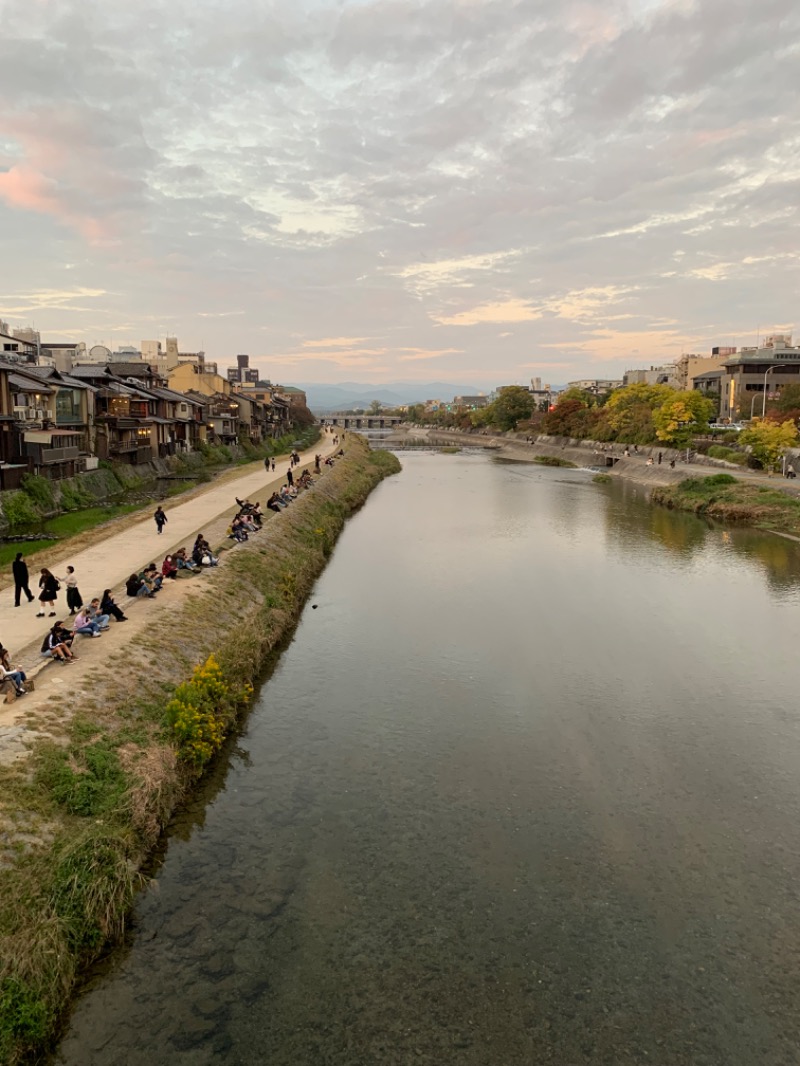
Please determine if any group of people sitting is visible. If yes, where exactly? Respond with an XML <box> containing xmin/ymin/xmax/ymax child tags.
<box><xmin>37</xmin><ymin>590</ymin><xmax>126</xmax><ymax>667</ymax></box>
<box><xmin>228</xmin><ymin>499</ymin><xmax>263</xmax><ymax>542</ymax></box>
<box><xmin>127</xmin><ymin>536</ymin><xmax>219</xmax><ymax>599</ymax></box>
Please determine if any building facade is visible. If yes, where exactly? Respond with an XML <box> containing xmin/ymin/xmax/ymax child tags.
<box><xmin>718</xmin><ymin>335</ymin><xmax>800</xmax><ymax>421</ymax></box>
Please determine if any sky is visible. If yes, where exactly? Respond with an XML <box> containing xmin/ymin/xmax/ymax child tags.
<box><xmin>1</xmin><ymin>0</ymin><xmax>799</xmax><ymax>387</ymax></box>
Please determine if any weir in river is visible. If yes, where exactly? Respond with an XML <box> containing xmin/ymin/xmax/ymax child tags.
<box><xmin>55</xmin><ymin>452</ymin><xmax>800</xmax><ymax>1065</ymax></box>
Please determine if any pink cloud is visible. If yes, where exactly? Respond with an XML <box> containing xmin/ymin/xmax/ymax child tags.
<box><xmin>0</xmin><ymin>104</ymin><xmax>141</xmax><ymax>242</ymax></box>
<box><xmin>0</xmin><ymin>163</ymin><xmax>108</xmax><ymax>242</ymax></box>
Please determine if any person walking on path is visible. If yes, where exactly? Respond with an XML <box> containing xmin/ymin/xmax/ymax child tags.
<box><xmin>658</xmin><ymin>452</ymin><xmax>663</xmax><ymax>465</ymax></box>
<box><xmin>12</xmin><ymin>552</ymin><xmax>34</xmax><ymax>607</ymax></box>
<box><xmin>271</xmin><ymin>458</ymin><xmax>275</xmax><ymax>472</ymax></box>
<box><xmin>287</xmin><ymin>467</ymin><xmax>294</xmax><ymax>487</ymax></box>
<box><xmin>314</xmin><ymin>454</ymin><xmax>321</xmax><ymax>474</ymax></box>
<box><xmin>154</xmin><ymin>504</ymin><xmax>168</xmax><ymax>534</ymax></box>
<box><xmin>37</xmin><ymin>568</ymin><xmax>60</xmax><ymax>617</ymax></box>
<box><xmin>264</xmin><ymin>456</ymin><xmax>271</xmax><ymax>473</ymax></box>
<box><xmin>62</xmin><ymin>565</ymin><xmax>83</xmax><ymax>615</ymax></box>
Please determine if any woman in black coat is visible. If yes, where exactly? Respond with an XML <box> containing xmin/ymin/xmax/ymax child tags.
<box><xmin>37</xmin><ymin>568</ymin><xmax>60</xmax><ymax>617</ymax></box>
<box><xmin>12</xmin><ymin>552</ymin><xmax>34</xmax><ymax>606</ymax></box>
<box><xmin>100</xmin><ymin>589</ymin><xmax>128</xmax><ymax>622</ymax></box>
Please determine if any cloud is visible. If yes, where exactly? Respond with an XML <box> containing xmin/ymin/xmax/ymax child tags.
<box><xmin>302</xmin><ymin>336</ymin><xmax>372</xmax><ymax>348</ymax></box>
<box><xmin>433</xmin><ymin>299</ymin><xmax>542</xmax><ymax>327</ymax></box>
<box><xmin>0</xmin><ymin>0</ymin><xmax>797</xmax><ymax>385</ymax></box>
<box><xmin>397</xmin><ymin>347</ymin><xmax>462</xmax><ymax>361</ymax></box>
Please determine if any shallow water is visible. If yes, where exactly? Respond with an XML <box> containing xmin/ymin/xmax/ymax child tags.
<box><xmin>55</xmin><ymin>454</ymin><xmax>800</xmax><ymax>1065</ymax></box>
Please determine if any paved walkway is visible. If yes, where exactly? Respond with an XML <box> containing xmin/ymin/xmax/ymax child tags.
<box><xmin>0</xmin><ymin>435</ymin><xmax>338</xmax><ymax>667</ymax></box>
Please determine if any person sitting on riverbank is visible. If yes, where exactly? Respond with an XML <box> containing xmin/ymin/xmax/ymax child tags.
<box><xmin>0</xmin><ymin>644</ymin><xmax>28</xmax><ymax>695</ymax></box>
<box><xmin>175</xmin><ymin>547</ymin><xmax>198</xmax><ymax>572</ymax></box>
<box><xmin>141</xmin><ymin>564</ymin><xmax>163</xmax><ymax>593</ymax></box>
<box><xmin>162</xmin><ymin>555</ymin><xmax>179</xmax><ymax>580</ymax></box>
<box><xmin>126</xmin><ymin>573</ymin><xmax>154</xmax><ymax>599</ymax></box>
<box><xmin>72</xmin><ymin>607</ymin><xmax>104</xmax><ymax>638</ymax></box>
<box><xmin>229</xmin><ymin>517</ymin><xmax>248</xmax><ymax>543</ymax></box>
<box><xmin>192</xmin><ymin>535</ymin><xmax>218</xmax><ymax>566</ymax></box>
<box><xmin>266</xmin><ymin>493</ymin><xmax>282</xmax><ymax>514</ymax></box>
<box><xmin>41</xmin><ymin>622</ymin><xmax>77</xmax><ymax>663</ymax></box>
<box><xmin>87</xmin><ymin>599</ymin><xmax>111</xmax><ymax>629</ymax></box>
<box><xmin>101</xmin><ymin>589</ymin><xmax>128</xmax><ymax>621</ymax></box>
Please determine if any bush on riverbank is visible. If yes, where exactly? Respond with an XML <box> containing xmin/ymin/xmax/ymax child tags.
<box><xmin>707</xmin><ymin>445</ymin><xmax>747</xmax><ymax>465</ymax></box>
<box><xmin>0</xmin><ymin>437</ymin><xmax>399</xmax><ymax>1065</ymax></box>
<box><xmin>532</xmin><ymin>455</ymin><xmax>576</xmax><ymax>468</ymax></box>
<box><xmin>652</xmin><ymin>474</ymin><xmax>800</xmax><ymax>534</ymax></box>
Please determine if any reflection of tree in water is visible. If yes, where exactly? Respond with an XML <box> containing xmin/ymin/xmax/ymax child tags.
<box><xmin>649</xmin><ymin>504</ymin><xmax>708</xmax><ymax>556</ymax></box>
<box><xmin>602</xmin><ymin>480</ymin><xmax>707</xmax><ymax>562</ymax></box>
<box><xmin>600</xmin><ymin>479</ymin><xmax>800</xmax><ymax>592</ymax></box>
<box><xmin>721</xmin><ymin>528</ymin><xmax>800</xmax><ymax>593</ymax></box>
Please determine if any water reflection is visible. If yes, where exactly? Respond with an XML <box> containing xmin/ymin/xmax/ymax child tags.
<box><xmin>598</xmin><ymin>476</ymin><xmax>800</xmax><ymax>593</ymax></box>
<box><xmin>55</xmin><ymin>454</ymin><xmax>800</xmax><ymax>1066</ymax></box>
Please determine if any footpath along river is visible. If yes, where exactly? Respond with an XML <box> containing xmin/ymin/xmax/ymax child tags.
<box><xmin>55</xmin><ymin>452</ymin><xmax>800</xmax><ymax>1066</ymax></box>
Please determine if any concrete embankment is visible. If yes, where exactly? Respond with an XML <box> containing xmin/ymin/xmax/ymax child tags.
<box><xmin>408</xmin><ymin>428</ymin><xmax>735</xmax><ymax>490</ymax></box>
<box><xmin>0</xmin><ymin>438</ymin><xmax>401</xmax><ymax>1065</ymax></box>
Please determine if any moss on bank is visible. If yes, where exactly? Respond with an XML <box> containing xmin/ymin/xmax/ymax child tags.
<box><xmin>652</xmin><ymin>473</ymin><xmax>800</xmax><ymax>536</ymax></box>
<box><xmin>0</xmin><ymin>438</ymin><xmax>400</xmax><ymax>1065</ymax></box>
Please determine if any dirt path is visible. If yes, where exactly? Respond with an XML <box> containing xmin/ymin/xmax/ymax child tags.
<box><xmin>0</xmin><ymin>434</ymin><xmax>340</xmax><ymax>747</ymax></box>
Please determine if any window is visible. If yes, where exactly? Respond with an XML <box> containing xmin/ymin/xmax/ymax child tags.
<box><xmin>55</xmin><ymin>390</ymin><xmax>81</xmax><ymax>421</ymax></box>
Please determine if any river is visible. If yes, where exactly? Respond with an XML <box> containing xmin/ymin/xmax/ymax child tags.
<box><xmin>55</xmin><ymin>453</ymin><xmax>800</xmax><ymax>1066</ymax></box>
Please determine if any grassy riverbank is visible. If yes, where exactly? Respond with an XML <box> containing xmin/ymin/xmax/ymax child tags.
<box><xmin>652</xmin><ymin>473</ymin><xmax>800</xmax><ymax>536</ymax></box>
<box><xmin>0</xmin><ymin>438</ymin><xmax>400</xmax><ymax>1065</ymax></box>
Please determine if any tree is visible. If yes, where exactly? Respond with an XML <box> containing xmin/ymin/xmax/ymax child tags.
<box><xmin>775</xmin><ymin>384</ymin><xmax>800</xmax><ymax>414</ymax></box>
<box><xmin>487</xmin><ymin>386</ymin><xmax>535</xmax><ymax>431</ymax></box>
<box><xmin>739</xmin><ymin>418</ymin><xmax>799</xmax><ymax>471</ymax></box>
<box><xmin>604</xmin><ymin>384</ymin><xmax>673</xmax><ymax>443</ymax></box>
<box><xmin>368</xmin><ymin>400</ymin><xmax>382</xmax><ymax>415</ymax></box>
<box><xmin>653</xmin><ymin>392</ymin><xmax>715</xmax><ymax>446</ymax></box>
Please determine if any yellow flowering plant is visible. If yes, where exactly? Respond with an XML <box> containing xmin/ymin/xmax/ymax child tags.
<box><xmin>164</xmin><ymin>655</ymin><xmax>253</xmax><ymax>767</ymax></box>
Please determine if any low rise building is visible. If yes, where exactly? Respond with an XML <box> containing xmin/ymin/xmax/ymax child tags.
<box><xmin>623</xmin><ymin>364</ymin><xmax>680</xmax><ymax>388</ymax></box>
<box><xmin>718</xmin><ymin>334</ymin><xmax>800</xmax><ymax>421</ymax></box>
<box><xmin>566</xmin><ymin>378</ymin><xmax>622</xmax><ymax>396</ymax></box>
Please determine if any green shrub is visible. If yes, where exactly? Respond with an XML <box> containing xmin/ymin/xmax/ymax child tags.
<box><xmin>703</xmin><ymin>473</ymin><xmax>738</xmax><ymax>486</ymax></box>
<box><xmin>20</xmin><ymin>474</ymin><xmax>55</xmax><ymax>513</ymax></box>
<box><xmin>708</xmin><ymin>445</ymin><xmax>747</xmax><ymax>465</ymax></box>
<box><xmin>0</xmin><ymin>976</ymin><xmax>50</xmax><ymax>1049</ymax></box>
<box><xmin>37</xmin><ymin>739</ymin><xmax>128</xmax><ymax>819</ymax></box>
<box><xmin>58</xmin><ymin>481</ymin><xmax>93</xmax><ymax>512</ymax></box>
<box><xmin>592</xmin><ymin>472</ymin><xmax>612</xmax><ymax>483</ymax></box>
<box><xmin>2</xmin><ymin>491</ymin><xmax>41</xmax><ymax>533</ymax></box>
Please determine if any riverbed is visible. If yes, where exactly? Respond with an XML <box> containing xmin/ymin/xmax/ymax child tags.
<box><xmin>54</xmin><ymin>453</ymin><xmax>800</xmax><ymax>1065</ymax></box>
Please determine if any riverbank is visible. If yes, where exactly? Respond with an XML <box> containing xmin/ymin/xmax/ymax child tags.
<box><xmin>651</xmin><ymin>474</ymin><xmax>800</xmax><ymax>536</ymax></box>
<box><xmin>0</xmin><ymin>438</ymin><xmax>401</xmax><ymax>1065</ymax></box>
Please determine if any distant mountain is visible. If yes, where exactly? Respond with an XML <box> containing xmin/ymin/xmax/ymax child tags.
<box><xmin>292</xmin><ymin>381</ymin><xmax>490</xmax><ymax>413</ymax></box>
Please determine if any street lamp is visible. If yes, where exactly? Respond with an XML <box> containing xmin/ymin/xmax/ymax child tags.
<box><xmin>762</xmin><ymin>364</ymin><xmax>783</xmax><ymax>418</ymax></box>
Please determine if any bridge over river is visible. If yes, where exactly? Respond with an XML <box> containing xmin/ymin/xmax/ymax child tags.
<box><xmin>321</xmin><ymin>415</ymin><xmax>403</xmax><ymax>430</ymax></box>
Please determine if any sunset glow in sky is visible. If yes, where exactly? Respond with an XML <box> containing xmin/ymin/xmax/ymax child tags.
<box><xmin>1</xmin><ymin>0</ymin><xmax>798</xmax><ymax>384</ymax></box>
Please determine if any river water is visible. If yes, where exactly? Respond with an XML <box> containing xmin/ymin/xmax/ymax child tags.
<box><xmin>55</xmin><ymin>454</ymin><xmax>800</xmax><ymax>1066</ymax></box>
